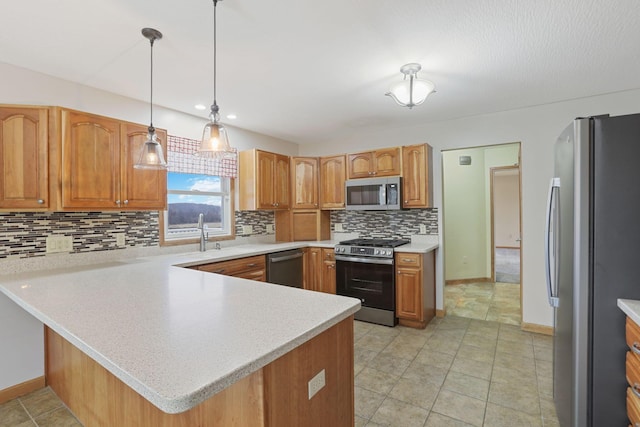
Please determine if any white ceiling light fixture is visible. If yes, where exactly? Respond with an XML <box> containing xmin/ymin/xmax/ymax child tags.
<box><xmin>134</xmin><ymin>28</ymin><xmax>168</xmax><ymax>170</ymax></box>
<box><xmin>196</xmin><ymin>0</ymin><xmax>233</xmax><ymax>159</ymax></box>
<box><xmin>386</xmin><ymin>63</ymin><xmax>435</xmax><ymax>109</ymax></box>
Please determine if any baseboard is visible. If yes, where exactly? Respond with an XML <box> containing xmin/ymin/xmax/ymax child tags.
<box><xmin>495</xmin><ymin>246</ymin><xmax>520</xmax><ymax>250</ymax></box>
<box><xmin>0</xmin><ymin>376</ymin><xmax>45</xmax><ymax>404</ymax></box>
<box><xmin>445</xmin><ymin>277</ymin><xmax>492</xmax><ymax>285</ymax></box>
<box><xmin>521</xmin><ymin>322</ymin><xmax>554</xmax><ymax>336</ymax></box>
<box><xmin>436</xmin><ymin>309</ymin><xmax>446</xmax><ymax>318</ymax></box>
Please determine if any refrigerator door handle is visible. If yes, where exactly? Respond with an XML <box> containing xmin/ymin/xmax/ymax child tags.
<box><xmin>545</xmin><ymin>177</ymin><xmax>560</xmax><ymax>308</ymax></box>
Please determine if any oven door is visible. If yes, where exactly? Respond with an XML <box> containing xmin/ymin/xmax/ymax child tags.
<box><xmin>335</xmin><ymin>255</ymin><xmax>394</xmax><ymax>310</ymax></box>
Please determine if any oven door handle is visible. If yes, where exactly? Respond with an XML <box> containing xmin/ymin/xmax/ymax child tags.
<box><xmin>335</xmin><ymin>255</ymin><xmax>394</xmax><ymax>265</ymax></box>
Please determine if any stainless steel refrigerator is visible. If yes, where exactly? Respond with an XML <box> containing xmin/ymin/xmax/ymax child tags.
<box><xmin>546</xmin><ymin>114</ymin><xmax>640</xmax><ymax>426</ymax></box>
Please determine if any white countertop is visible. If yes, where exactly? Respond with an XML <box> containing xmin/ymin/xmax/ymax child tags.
<box><xmin>0</xmin><ymin>250</ymin><xmax>360</xmax><ymax>414</ymax></box>
<box><xmin>618</xmin><ymin>299</ymin><xmax>640</xmax><ymax>325</ymax></box>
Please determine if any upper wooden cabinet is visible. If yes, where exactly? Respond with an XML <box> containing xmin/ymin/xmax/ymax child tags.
<box><xmin>319</xmin><ymin>155</ymin><xmax>346</xmax><ymax>209</ymax></box>
<box><xmin>60</xmin><ymin>109</ymin><xmax>167</xmax><ymax>210</ymax></box>
<box><xmin>402</xmin><ymin>143</ymin><xmax>433</xmax><ymax>208</ymax></box>
<box><xmin>291</xmin><ymin>157</ymin><xmax>318</xmax><ymax>209</ymax></box>
<box><xmin>347</xmin><ymin>147</ymin><xmax>401</xmax><ymax>179</ymax></box>
<box><xmin>0</xmin><ymin>106</ymin><xmax>49</xmax><ymax>210</ymax></box>
<box><xmin>239</xmin><ymin>149</ymin><xmax>290</xmax><ymax>210</ymax></box>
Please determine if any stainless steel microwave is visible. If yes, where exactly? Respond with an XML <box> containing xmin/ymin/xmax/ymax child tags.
<box><xmin>345</xmin><ymin>177</ymin><xmax>402</xmax><ymax>210</ymax></box>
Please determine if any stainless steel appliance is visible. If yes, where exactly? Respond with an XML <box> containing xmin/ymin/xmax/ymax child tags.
<box><xmin>335</xmin><ymin>238</ymin><xmax>410</xmax><ymax>326</ymax></box>
<box><xmin>345</xmin><ymin>177</ymin><xmax>401</xmax><ymax>210</ymax></box>
<box><xmin>267</xmin><ymin>249</ymin><xmax>303</xmax><ymax>288</ymax></box>
<box><xmin>546</xmin><ymin>114</ymin><xmax>640</xmax><ymax>426</ymax></box>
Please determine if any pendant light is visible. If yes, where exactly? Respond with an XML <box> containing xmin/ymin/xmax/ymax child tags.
<box><xmin>134</xmin><ymin>28</ymin><xmax>168</xmax><ymax>170</ymax></box>
<box><xmin>196</xmin><ymin>0</ymin><xmax>233</xmax><ymax>159</ymax></box>
<box><xmin>386</xmin><ymin>63</ymin><xmax>435</xmax><ymax>109</ymax></box>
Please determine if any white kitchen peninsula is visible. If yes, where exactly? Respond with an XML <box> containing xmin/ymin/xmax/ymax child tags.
<box><xmin>0</xmin><ymin>252</ymin><xmax>360</xmax><ymax>426</ymax></box>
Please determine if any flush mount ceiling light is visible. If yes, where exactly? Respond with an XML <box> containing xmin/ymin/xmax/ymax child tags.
<box><xmin>134</xmin><ymin>28</ymin><xmax>168</xmax><ymax>170</ymax></box>
<box><xmin>196</xmin><ymin>0</ymin><xmax>234</xmax><ymax>159</ymax></box>
<box><xmin>385</xmin><ymin>63</ymin><xmax>435</xmax><ymax>109</ymax></box>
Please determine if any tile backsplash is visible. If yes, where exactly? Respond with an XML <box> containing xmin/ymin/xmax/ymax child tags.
<box><xmin>330</xmin><ymin>208</ymin><xmax>438</xmax><ymax>239</ymax></box>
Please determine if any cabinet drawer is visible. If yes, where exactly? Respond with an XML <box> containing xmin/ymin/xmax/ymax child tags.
<box><xmin>235</xmin><ymin>269</ymin><xmax>266</xmax><ymax>282</ymax></box>
<box><xmin>198</xmin><ymin>255</ymin><xmax>266</xmax><ymax>276</ymax></box>
<box><xmin>396</xmin><ymin>253</ymin><xmax>422</xmax><ymax>268</ymax></box>
<box><xmin>628</xmin><ymin>386</ymin><xmax>640</xmax><ymax>425</ymax></box>
<box><xmin>322</xmin><ymin>248</ymin><xmax>335</xmax><ymax>261</ymax></box>
<box><xmin>626</xmin><ymin>317</ymin><xmax>640</xmax><ymax>352</ymax></box>
<box><xmin>628</xmin><ymin>351</ymin><xmax>640</xmax><ymax>389</ymax></box>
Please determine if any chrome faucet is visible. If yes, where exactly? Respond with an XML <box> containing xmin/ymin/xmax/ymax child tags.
<box><xmin>197</xmin><ymin>213</ymin><xmax>207</xmax><ymax>252</ymax></box>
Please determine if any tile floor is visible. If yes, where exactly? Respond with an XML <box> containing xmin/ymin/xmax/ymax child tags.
<box><xmin>1</xmin><ymin>316</ymin><xmax>557</xmax><ymax>427</ymax></box>
<box><xmin>444</xmin><ymin>282</ymin><xmax>521</xmax><ymax>325</ymax></box>
<box><xmin>354</xmin><ymin>316</ymin><xmax>558</xmax><ymax>426</ymax></box>
<box><xmin>495</xmin><ymin>248</ymin><xmax>521</xmax><ymax>284</ymax></box>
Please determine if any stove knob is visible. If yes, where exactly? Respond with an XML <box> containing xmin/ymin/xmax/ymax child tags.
<box><xmin>386</xmin><ymin>250</ymin><xmax>392</xmax><ymax>256</ymax></box>
<box><xmin>340</xmin><ymin>247</ymin><xmax>345</xmax><ymax>253</ymax></box>
<box><xmin>375</xmin><ymin>249</ymin><xmax>380</xmax><ymax>255</ymax></box>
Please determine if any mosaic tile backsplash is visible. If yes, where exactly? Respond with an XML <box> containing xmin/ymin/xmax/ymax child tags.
<box><xmin>235</xmin><ymin>210</ymin><xmax>274</xmax><ymax>236</ymax></box>
<box><xmin>330</xmin><ymin>208</ymin><xmax>438</xmax><ymax>239</ymax></box>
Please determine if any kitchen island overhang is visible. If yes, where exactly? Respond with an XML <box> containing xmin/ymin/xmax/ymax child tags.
<box><xmin>0</xmin><ymin>255</ymin><xmax>360</xmax><ymax>425</ymax></box>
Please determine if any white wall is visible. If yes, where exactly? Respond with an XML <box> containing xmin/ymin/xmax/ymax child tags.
<box><xmin>493</xmin><ymin>171</ymin><xmax>520</xmax><ymax>248</ymax></box>
<box><xmin>299</xmin><ymin>88</ymin><xmax>640</xmax><ymax>327</ymax></box>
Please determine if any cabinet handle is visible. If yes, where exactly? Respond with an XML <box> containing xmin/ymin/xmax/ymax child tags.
<box><xmin>633</xmin><ymin>383</ymin><xmax>640</xmax><ymax>399</ymax></box>
<box><xmin>314</xmin><ymin>203</ymin><xmax>318</xmax><ymax>207</ymax></box>
<box><xmin>124</xmin><ymin>200</ymin><xmax>129</xmax><ymax>205</ymax></box>
<box><xmin>328</xmin><ymin>264</ymin><xmax>335</xmax><ymax>269</ymax></box>
<box><xmin>402</xmin><ymin>258</ymin><xmax>416</xmax><ymax>263</ymax></box>
<box><xmin>115</xmin><ymin>200</ymin><xmax>121</xmax><ymax>206</ymax></box>
<box><xmin>632</xmin><ymin>342</ymin><xmax>640</xmax><ymax>356</ymax></box>
<box><xmin>213</xmin><ymin>269</ymin><xmax>225</xmax><ymax>274</ymax></box>
<box><xmin>246</xmin><ymin>263</ymin><xmax>257</xmax><ymax>267</ymax></box>
<box><xmin>275</xmin><ymin>203</ymin><xmax>279</xmax><ymax>207</ymax></box>
<box><xmin>404</xmin><ymin>200</ymin><xmax>408</xmax><ymax>203</ymax></box>
<box><xmin>37</xmin><ymin>199</ymin><xmax>45</xmax><ymax>204</ymax></box>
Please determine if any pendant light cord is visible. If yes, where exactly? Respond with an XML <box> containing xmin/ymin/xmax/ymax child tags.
<box><xmin>212</xmin><ymin>0</ymin><xmax>219</xmax><ymax>115</ymax></box>
<box><xmin>149</xmin><ymin>36</ymin><xmax>155</xmax><ymax>133</ymax></box>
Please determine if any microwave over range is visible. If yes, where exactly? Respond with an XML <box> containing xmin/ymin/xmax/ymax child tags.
<box><xmin>345</xmin><ymin>177</ymin><xmax>401</xmax><ymax>210</ymax></box>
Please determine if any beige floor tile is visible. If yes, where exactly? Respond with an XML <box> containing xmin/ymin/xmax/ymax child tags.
<box><xmin>355</xmin><ymin>415</ymin><xmax>368</xmax><ymax>427</ymax></box>
<box><xmin>456</xmin><ymin>344</ymin><xmax>496</xmax><ymax>364</ymax></box>
<box><xmin>355</xmin><ymin>367</ymin><xmax>400</xmax><ymax>395</ymax></box>
<box><xmin>357</xmin><ymin>334</ymin><xmax>395</xmax><ymax>353</ymax></box>
<box><xmin>19</xmin><ymin>388</ymin><xmax>62</xmax><ymax>419</ymax></box>
<box><xmin>379</xmin><ymin>341</ymin><xmax>422</xmax><ymax>361</ymax></box>
<box><xmin>539</xmin><ymin>395</ymin><xmax>558</xmax><ymax>421</ymax></box>
<box><xmin>370</xmin><ymin>397</ymin><xmax>429</xmax><ymax>427</ymax></box>
<box><xmin>488</xmin><ymin>381</ymin><xmax>541</xmax><ymax>416</ymax></box>
<box><xmin>450</xmin><ymin>356</ymin><xmax>493</xmax><ymax>380</ymax></box>
<box><xmin>425</xmin><ymin>412</ymin><xmax>475</xmax><ymax>426</ymax></box>
<box><xmin>388</xmin><ymin>376</ymin><xmax>440</xmax><ymax>410</ymax></box>
<box><xmin>355</xmin><ymin>346</ymin><xmax>380</xmax><ymax>365</ymax></box>
<box><xmin>402</xmin><ymin>360</ymin><xmax>449</xmax><ymax>387</ymax></box>
<box><xmin>423</xmin><ymin>337</ymin><xmax>461</xmax><ymax>355</ymax></box>
<box><xmin>34</xmin><ymin>406</ymin><xmax>82</xmax><ymax>427</ymax></box>
<box><xmin>461</xmin><ymin>333</ymin><xmax>498</xmax><ymax>350</ymax></box>
<box><xmin>483</xmin><ymin>402</ymin><xmax>542</xmax><ymax>427</ymax></box>
<box><xmin>354</xmin><ymin>386</ymin><xmax>386</xmax><ymax>419</ymax></box>
<box><xmin>0</xmin><ymin>400</ymin><xmax>31</xmax><ymax>427</ymax></box>
<box><xmin>432</xmin><ymin>389</ymin><xmax>487</xmax><ymax>427</ymax></box>
<box><xmin>495</xmin><ymin>339</ymin><xmax>535</xmax><ymax>359</ymax></box>
<box><xmin>535</xmin><ymin>359</ymin><xmax>553</xmax><ymax>378</ymax></box>
<box><xmin>367</xmin><ymin>352</ymin><xmax>411</xmax><ymax>377</ymax></box>
<box><xmin>414</xmin><ymin>348</ymin><xmax>455</xmax><ymax>370</ymax></box>
<box><xmin>534</xmin><ymin>345</ymin><xmax>553</xmax><ymax>362</ymax></box>
<box><xmin>442</xmin><ymin>371</ymin><xmax>490</xmax><ymax>401</ymax></box>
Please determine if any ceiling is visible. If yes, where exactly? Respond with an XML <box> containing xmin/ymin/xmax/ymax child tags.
<box><xmin>2</xmin><ymin>0</ymin><xmax>640</xmax><ymax>144</ymax></box>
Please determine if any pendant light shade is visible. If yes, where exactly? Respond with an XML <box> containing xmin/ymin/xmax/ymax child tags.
<box><xmin>196</xmin><ymin>0</ymin><xmax>234</xmax><ymax>159</ymax></box>
<box><xmin>386</xmin><ymin>63</ymin><xmax>435</xmax><ymax>109</ymax></box>
<box><xmin>135</xmin><ymin>28</ymin><xmax>168</xmax><ymax>169</ymax></box>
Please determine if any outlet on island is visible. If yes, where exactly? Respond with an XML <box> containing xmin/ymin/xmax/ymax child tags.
<box><xmin>307</xmin><ymin>369</ymin><xmax>326</xmax><ymax>400</ymax></box>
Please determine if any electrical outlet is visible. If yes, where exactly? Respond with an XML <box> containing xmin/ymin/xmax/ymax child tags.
<box><xmin>419</xmin><ymin>224</ymin><xmax>427</xmax><ymax>234</ymax></box>
<box><xmin>242</xmin><ymin>225</ymin><xmax>253</xmax><ymax>235</ymax></box>
<box><xmin>334</xmin><ymin>223</ymin><xmax>344</xmax><ymax>232</ymax></box>
<box><xmin>462</xmin><ymin>256</ymin><xmax>468</xmax><ymax>265</ymax></box>
<box><xmin>308</xmin><ymin>369</ymin><xmax>326</xmax><ymax>400</ymax></box>
<box><xmin>115</xmin><ymin>233</ymin><xmax>126</xmax><ymax>247</ymax></box>
<box><xmin>46</xmin><ymin>235</ymin><xmax>73</xmax><ymax>254</ymax></box>
<box><xmin>266</xmin><ymin>224</ymin><xmax>275</xmax><ymax>233</ymax></box>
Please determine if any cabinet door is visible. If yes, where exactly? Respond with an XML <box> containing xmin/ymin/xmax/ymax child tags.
<box><xmin>256</xmin><ymin>151</ymin><xmax>276</xmax><ymax>209</ymax></box>
<box><xmin>347</xmin><ymin>152</ymin><xmax>373</xmax><ymax>179</ymax></box>
<box><xmin>274</xmin><ymin>154</ymin><xmax>290</xmax><ymax>209</ymax></box>
<box><xmin>0</xmin><ymin>107</ymin><xmax>49</xmax><ymax>209</ymax></box>
<box><xmin>322</xmin><ymin>260</ymin><xmax>336</xmax><ymax>294</ymax></box>
<box><xmin>291</xmin><ymin>157</ymin><xmax>318</xmax><ymax>209</ymax></box>
<box><xmin>62</xmin><ymin>110</ymin><xmax>121</xmax><ymax>209</ymax></box>
<box><xmin>373</xmin><ymin>147</ymin><xmax>401</xmax><ymax>177</ymax></box>
<box><xmin>319</xmin><ymin>155</ymin><xmax>346</xmax><ymax>209</ymax></box>
<box><xmin>121</xmin><ymin>122</ymin><xmax>167</xmax><ymax>210</ymax></box>
<box><xmin>402</xmin><ymin>144</ymin><xmax>432</xmax><ymax>208</ymax></box>
<box><xmin>306</xmin><ymin>247</ymin><xmax>322</xmax><ymax>291</ymax></box>
<box><xmin>396</xmin><ymin>267</ymin><xmax>423</xmax><ymax>320</ymax></box>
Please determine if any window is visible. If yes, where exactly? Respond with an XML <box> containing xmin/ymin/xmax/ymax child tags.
<box><xmin>162</xmin><ymin>172</ymin><xmax>233</xmax><ymax>242</ymax></box>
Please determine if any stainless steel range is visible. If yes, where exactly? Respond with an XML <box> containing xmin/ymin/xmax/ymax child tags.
<box><xmin>335</xmin><ymin>238</ymin><xmax>410</xmax><ymax>327</ymax></box>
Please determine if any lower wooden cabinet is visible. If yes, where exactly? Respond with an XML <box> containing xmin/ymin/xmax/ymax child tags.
<box><xmin>194</xmin><ymin>255</ymin><xmax>266</xmax><ymax>282</ymax></box>
<box><xmin>626</xmin><ymin>317</ymin><xmax>640</xmax><ymax>424</ymax></box>
<box><xmin>304</xmin><ymin>247</ymin><xmax>335</xmax><ymax>294</ymax></box>
<box><xmin>395</xmin><ymin>251</ymin><xmax>435</xmax><ymax>329</ymax></box>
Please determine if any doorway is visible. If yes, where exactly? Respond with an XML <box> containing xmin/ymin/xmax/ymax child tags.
<box><xmin>442</xmin><ymin>142</ymin><xmax>522</xmax><ymax>325</ymax></box>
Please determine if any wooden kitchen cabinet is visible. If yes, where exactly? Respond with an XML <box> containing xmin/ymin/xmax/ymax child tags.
<box><xmin>305</xmin><ymin>247</ymin><xmax>322</xmax><ymax>292</ymax></box>
<box><xmin>626</xmin><ymin>317</ymin><xmax>640</xmax><ymax>425</ymax></box>
<box><xmin>304</xmin><ymin>247</ymin><xmax>335</xmax><ymax>294</ymax></box>
<box><xmin>239</xmin><ymin>149</ymin><xmax>290</xmax><ymax>210</ymax></box>
<box><xmin>291</xmin><ymin>157</ymin><xmax>318</xmax><ymax>209</ymax></box>
<box><xmin>60</xmin><ymin>109</ymin><xmax>167</xmax><ymax>210</ymax></box>
<box><xmin>195</xmin><ymin>254</ymin><xmax>266</xmax><ymax>282</ymax></box>
<box><xmin>275</xmin><ymin>209</ymin><xmax>330</xmax><ymax>242</ymax></box>
<box><xmin>322</xmin><ymin>248</ymin><xmax>337</xmax><ymax>294</ymax></box>
<box><xmin>347</xmin><ymin>147</ymin><xmax>401</xmax><ymax>179</ymax></box>
<box><xmin>0</xmin><ymin>106</ymin><xmax>49</xmax><ymax>210</ymax></box>
<box><xmin>319</xmin><ymin>155</ymin><xmax>346</xmax><ymax>209</ymax></box>
<box><xmin>402</xmin><ymin>143</ymin><xmax>433</xmax><ymax>208</ymax></box>
<box><xmin>395</xmin><ymin>251</ymin><xmax>435</xmax><ymax>328</ymax></box>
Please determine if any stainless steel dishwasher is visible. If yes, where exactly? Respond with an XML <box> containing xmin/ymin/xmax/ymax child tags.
<box><xmin>266</xmin><ymin>249</ymin><xmax>304</xmax><ymax>288</ymax></box>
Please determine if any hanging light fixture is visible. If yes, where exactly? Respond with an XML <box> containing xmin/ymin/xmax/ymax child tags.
<box><xmin>385</xmin><ymin>63</ymin><xmax>435</xmax><ymax>109</ymax></box>
<box><xmin>134</xmin><ymin>28</ymin><xmax>168</xmax><ymax>169</ymax></box>
<box><xmin>196</xmin><ymin>0</ymin><xmax>233</xmax><ymax>159</ymax></box>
